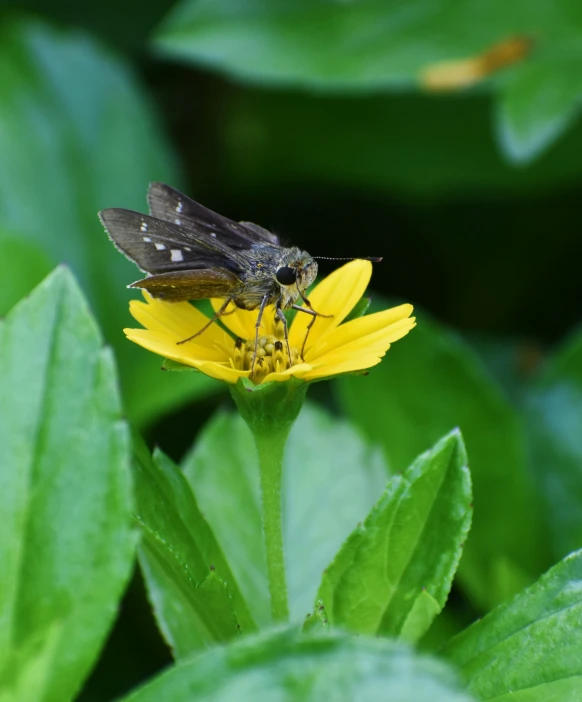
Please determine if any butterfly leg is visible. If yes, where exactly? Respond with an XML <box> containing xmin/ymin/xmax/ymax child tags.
<box><xmin>176</xmin><ymin>297</ymin><xmax>233</xmax><ymax>345</ymax></box>
<box><xmin>275</xmin><ymin>304</ymin><xmax>292</xmax><ymax>366</ymax></box>
<box><xmin>292</xmin><ymin>304</ymin><xmax>332</xmax><ymax>359</ymax></box>
<box><xmin>298</xmin><ymin>289</ymin><xmax>333</xmax><ymax>319</ymax></box>
<box><xmin>251</xmin><ymin>295</ymin><xmax>270</xmax><ymax>377</ymax></box>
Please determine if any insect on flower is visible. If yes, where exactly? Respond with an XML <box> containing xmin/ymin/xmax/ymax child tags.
<box><xmin>99</xmin><ymin>183</ymin><xmax>380</xmax><ymax>376</ymax></box>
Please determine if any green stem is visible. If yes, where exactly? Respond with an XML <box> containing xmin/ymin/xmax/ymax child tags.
<box><xmin>254</xmin><ymin>427</ymin><xmax>291</xmax><ymax>622</ymax></box>
<box><xmin>230</xmin><ymin>377</ymin><xmax>308</xmax><ymax>624</ymax></box>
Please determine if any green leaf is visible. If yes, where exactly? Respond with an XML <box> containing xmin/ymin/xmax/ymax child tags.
<box><xmin>181</xmin><ymin>402</ymin><xmax>387</xmax><ymax>626</ymax></box>
<box><xmin>0</xmin><ymin>17</ymin><xmax>211</xmax><ymax>426</ymax></box>
<box><xmin>161</xmin><ymin>358</ymin><xmax>201</xmax><ymax>372</ymax></box>
<box><xmin>221</xmin><ymin>90</ymin><xmax>582</xmax><ymax>200</ymax></box>
<box><xmin>444</xmin><ymin>550</ymin><xmax>582</xmax><ymax>701</ymax></box>
<box><xmin>497</xmin><ymin>42</ymin><xmax>582</xmax><ymax>162</ymax></box>
<box><xmin>315</xmin><ymin>430</ymin><xmax>471</xmax><ymax>643</ymax></box>
<box><xmin>121</xmin><ymin>627</ymin><xmax>476</xmax><ymax>702</ymax></box>
<box><xmin>283</xmin><ymin>404</ymin><xmax>387</xmax><ymax>617</ymax></box>
<box><xmin>132</xmin><ymin>439</ymin><xmax>256</xmax><ymax>656</ymax></box>
<box><xmin>524</xmin><ymin>326</ymin><xmax>582</xmax><ymax>560</ymax></box>
<box><xmin>155</xmin><ymin>0</ymin><xmax>582</xmax><ymax>160</ymax></box>
<box><xmin>465</xmin><ymin>334</ymin><xmax>532</xmax><ymax>403</ymax></box>
<box><xmin>153</xmin><ymin>0</ymin><xmax>520</xmax><ymax>90</ymax></box>
<box><xmin>0</xmin><ymin>625</ymin><xmax>64</xmax><ymax>702</ymax></box>
<box><xmin>180</xmin><ymin>410</ymin><xmax>268</xmax><ymax>626</ymax></box>
<box><xmin>338</xmin><ymin>306</ymin><xmax>547</xmax><ymax>610</ymax></box>
<box><xmin>0</xmin><ymin>232</ymin><xmax>53</xmax><ymax>316</ymax></box>
<box><xmin>0</xmin><ymin>268</ymin><xmax>134</xmax><ymax>702</ymax></box>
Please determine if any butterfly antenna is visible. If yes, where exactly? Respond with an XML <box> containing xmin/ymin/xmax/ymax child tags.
<box><xmin>312</xmin><ymin>256</ymin><xmax>383</xmax><ymax>262</ymax></box>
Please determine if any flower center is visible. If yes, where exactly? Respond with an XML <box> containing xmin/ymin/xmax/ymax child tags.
<box><xmin>231</xmin><ymin>333</ymin><xmax>300</xmax><ymax>381</ymax></box>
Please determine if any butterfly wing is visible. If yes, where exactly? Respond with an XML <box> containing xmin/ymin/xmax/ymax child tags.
<box><xmin>147</xmin><ymin>182</ymin><xmax>280</xmax><ymax>247</ymax></box>
<box><xmin>99</xmin><ymin>208</ymin><xmax>247</xmax><ymax>275</ymax></box>
<box><xmin>129</xmin><ymin>269</ymin><xmax>240</xmax><ymax>302</ymax></box>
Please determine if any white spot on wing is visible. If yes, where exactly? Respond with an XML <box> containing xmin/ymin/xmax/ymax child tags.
<box><xmin>210</xmin><ymin>232</ymin><xmax>216</xmax><ymax>238</ymax></box>
<box><xmin>176</xmin><ymin>201</ymin><xmax>183</xmax><ymax>213</ymax></box>
<box><xmin>170</xmin><ymin>249</ymin><xmax>184</xmax><ymax>262</ymax></box>
<box><xmin>140</xmin><ymin>222</ymin><xmax>148</xmax><ymax>232</ymax></box>
<box><xmin>143</xmin><ymin>236</ymin><xmax>152</xmax><ymax>243</ymax></box>
<box><xmin>155</xmin><ymin>242</ymin><xmax>166</xmax><ymax>251</ymax></box>
<box><xmin>175</xmin><ymin>218</ymin><xmax>182</xmax><ymax>225</ymax></box>
<box><xmin>184</xmin><ymin>247</ymin><xmax>191</xmax><ymax>252</ymax></box>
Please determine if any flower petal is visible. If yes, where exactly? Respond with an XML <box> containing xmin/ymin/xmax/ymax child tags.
<box><xmin>289</xmin><ymin>260</ymin><xmax>372</xmax><ymax>349</ymax></box>
<box><xmin>303</xmin><ymin>354</ymin><xmax>385</xmax><ymax>381</ymax></box>
<box><xmin>124</xmin><ymin>328</ymin><xmax>228</xmax><ymax>363</ymax></box>
<box><xmin>194</xmin><ymin>361</ymin><xmax>248</xmax><ymax>384</ymax></box>
<box><xmin>262</xmin><ymin>363</ymin><xmax>312</xmax><ymax>384</ymax></box>
<box><xmin>130</xmin><ymin>295</ymin><xmax>231</xmax><ymax>352</ymax></box>
<box><xmin>306</xmin><ymin>304</ymin><xmax>414</xmax><ymax>361</ymax></box>
<box><xmin>312</xmin><ymin>317</ymin><xmax>416</xmax><ymax>368</ymax></box>
<box><xmin>124</xmin><ymin>328</ymin><xmax>247</xmax><ymax>383</ymax></box>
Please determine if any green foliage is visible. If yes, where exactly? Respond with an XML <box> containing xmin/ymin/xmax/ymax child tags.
<box><xmin>5</xmin><ymin>264</ymin><xmax>582</xmax><ymax>699</ymax></box>
<box><xmin>180</xmin><ymin>403</ymin><xmax>387</xmax><ymax>625</ymax></box>
<box><xmin>338</xmin><ymin>307</ymin><xmax>547</xmax><ymax>609</ymax></box>
<box><xmin>0</xmin><ymin>17</ymin><xmax>214</xmax><ymax>427</ymax></box>
<box><xmin>0</xmin><ymin>268</ymin><xmax>135</xmax><ymax>702</ymax></box>
<box><xmin>497</xmin><ymin>44</ymin><xmax>582</xmax><ymax>163</ymax></box>
<box><xmin>3</xmin><ymin>2</ymin><xmax>582</xmax><ymax>700</ymax></box>
<box><xmin>314</xmin><ymin>430</ymin><xmax>472</xmax><ymax>643</ymax></box>
<box><xmin>132</xmin><ymin>438</ymin><xmax>256</xmax><ymax>656</ymax></box>
<box><xmin>0</xmin><ymin>232</ymin><xmax>52</xmax><ymax>316</ymax></box>
<box><xmin>155</xmin><ymin>0</ymin><xmax>582</xmax><ymax>161</ymax></box>
<box><xmin>525</xmin><ymin>327</ymin><xmax>582</xmax><ymax>560</ymax></box>
<box><xmin>121</xmin><ymin>628</ymin><xmax>475</xmax><ymax>702</ymax></box>
<box><xmin>444</xmin><ymin>550</ymin><xmax>582</xmax><ymax>700</ymax></box>
<box><xmin>8</xmin><ymin>262</ymin><xmax>582</xmax><ymax>702</ymax></box>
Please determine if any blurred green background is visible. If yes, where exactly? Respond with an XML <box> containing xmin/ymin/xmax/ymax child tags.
<box><xmin>2</xmin><ymin>0</ymin><xmax>582</xmax><ymax>699</ymax></box>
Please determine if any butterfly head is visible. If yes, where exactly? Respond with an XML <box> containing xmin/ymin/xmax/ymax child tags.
<box><xmin>275</xmin><ymin>249</ymin><xmax>318</xmax><ymax>296</ymax></box>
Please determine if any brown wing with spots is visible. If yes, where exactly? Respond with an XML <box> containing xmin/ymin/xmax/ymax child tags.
<box><xmin>99</xmin><ymin>209</ymin><xmax>247</xmax><ymax>275</ymax></box>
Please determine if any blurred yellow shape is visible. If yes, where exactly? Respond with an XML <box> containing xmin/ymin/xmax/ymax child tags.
<box><xmin>420</xmin><ymin>36</ymin><xmax>533</xmax><ymax>91</ymax></box>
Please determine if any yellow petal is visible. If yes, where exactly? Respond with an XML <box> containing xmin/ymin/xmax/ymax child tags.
<box><xmin>209</xmin><ymin>299</ymin><xmax>278</xmax><ymax>340</ymax></box>
<box><xmin>262</xmin><ymin>363</ymin><xmax>312</xmax><ymax>384</ymax></box>
<box><xmin>289</xmin><ymin>260</ymin><xmax>372</xmax><ymax>349</ymax></box>
<box><xmin>194</xmin><ymin>361</ymin><xmax>248</xmax><ymax>384</ymax></box>
<box><xmin>125</xmin><ymin>328</ymin><xmax>246</xmax><ymax>384</ymax></box>
<box><xmin>307</xmin><ymin>304</ymin><xmax>414</xmax><ymax>360</ymax></box>
<box><xmin>304</xmin><ymin>354</ymin><xmax>385</xmax><ymax>381</ymax></box>
<box><xmin>130</xmin><ymin>297</ymin><xmax>230</xmax><ymax>352</ymax></box>
<box><xmin>420</xmin><ymin>37</ymin><xmax>532</xmax><ymax>92</ymax></box>
<box><xmin>312</xmin><ymin>317</ymin><xmax>416</xmax><ymax>367</ymax></box>
<box><xmin>124</xmin><ymin>328</ymin><xmax>228</xmax><ymax>363</ymax></box>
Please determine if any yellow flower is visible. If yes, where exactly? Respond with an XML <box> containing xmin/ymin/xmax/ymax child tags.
<box><xmin>124</xmin><ymin>260</ymin><xmax>415</xmax><ymax>385</ymax></box>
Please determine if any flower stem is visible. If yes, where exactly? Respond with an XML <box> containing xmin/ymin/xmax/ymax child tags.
<box><xmin>230</xmin><ymin>377</ymin><xmax>308</xmax><ymax>624</ymax></box>
<box><xmin>254</xmin><ymin>426</ymin><xmax>290</xmax><ymax>622</ymax></box>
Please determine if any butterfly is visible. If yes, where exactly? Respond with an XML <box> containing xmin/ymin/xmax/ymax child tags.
<box><xmin>99</xmin><ymin>182</ymin><xmax>337</xmax><ymax>375</ymax></box>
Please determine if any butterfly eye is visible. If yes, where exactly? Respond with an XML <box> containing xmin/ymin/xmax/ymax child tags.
<box><xmin>276</xmin><ymin>266</ymin><xmax>297</xmax><ymax>285</ymax></box>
